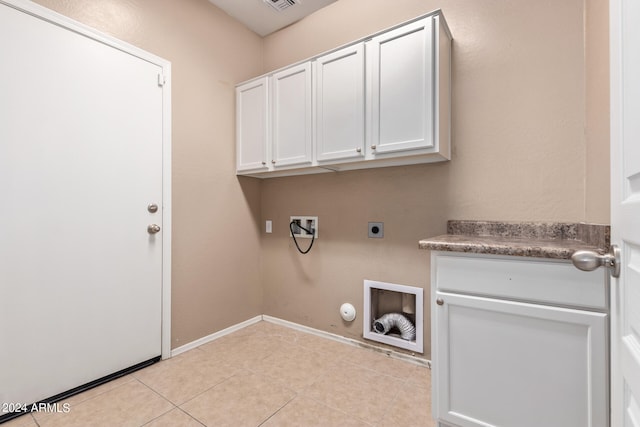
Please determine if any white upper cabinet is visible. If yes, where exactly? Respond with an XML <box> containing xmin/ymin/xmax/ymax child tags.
<box><xmin>236</xmin><ymin>77</ymin><xmax>269</xmax><ymax>172</ymax></box>
<box><xmin>271</xmin><ymin>62</ymin><xmax>313</xmax><ymax>168</ymax></box>
<box><xmin>367</xmin><ymin>17</ymin><xmax>435</xmax><ymax>155</ymax></box>
<box><xmin>314</xmin><ymin>43</ymin><xmax>365</xmax><ymax>162</ymax></box>
<box><xmin>235</xmin><ymin>10</ymin><xmax>451</xmax><ymax>178</ymax></box>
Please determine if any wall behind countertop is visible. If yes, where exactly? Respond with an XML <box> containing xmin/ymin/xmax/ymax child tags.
<box><xmin>260</xmin><ymin>0</ymin><xmax>610</xmax><ymax>358</ymax></box>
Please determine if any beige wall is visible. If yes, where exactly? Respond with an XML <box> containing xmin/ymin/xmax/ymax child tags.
<box><xmin>29</xmin><ymin>0</ymin><xmax>610</xmax><ymax>359</ymax></box>
<box><xmin>33</xmin><ymin>0</ymin><xmax>265</xmax><ymax>349</ymax></box>
<box><xmin>261</xmin><ymin>0</ymin><xmax>610</xmax><ymax>358</ymax></box>
<box><xmin>585</xmin><ymin>0</ymin><xmax>610</xmax><ymax>223</ymax></box>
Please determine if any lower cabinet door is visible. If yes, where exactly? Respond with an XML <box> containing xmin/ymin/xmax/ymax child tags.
<box><xmin>433</xmin><ymin>292</ymin><xmax>608</xmax><ymax>427</ymax></box>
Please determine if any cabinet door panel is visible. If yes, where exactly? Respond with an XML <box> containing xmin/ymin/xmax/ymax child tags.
<box><xmin>434</xmin><ymin>292</ymin><xmax>608</xmax><ymax>427</ymax></box>
<box><xmin>315</xmin><ymin>44</ymin><xmax>365</xmax><ymax>162</ymax></box>
<box><xmin>368</xmin><ymin>17</ymin><xmax>434</xmax><ymax>154</ymax></box>
<box><xmin>272</xmin><ymin>63</ymin><xmax>312</xmax><ymax>167</ymax></box>
<box><xmin>236</xmin><ymin>78</ymin><xmax>269</xmax><ymax>172</ymax></box>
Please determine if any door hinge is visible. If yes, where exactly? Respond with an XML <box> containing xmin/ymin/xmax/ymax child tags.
<box><xmin>157</xmin><ymin>73</ymin><xmax>166</xmax><ymax>87</ymax></box>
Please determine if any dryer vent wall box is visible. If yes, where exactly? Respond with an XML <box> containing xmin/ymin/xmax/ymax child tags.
<box><xmin>236</xmin><ymin>10</ymin><xmax>452</xmax><ymax>178</ymax></box>
<box><xmin>363</xmin><ymin>280</ymin><xmax>424</xmax><ymax>353</ymax></box>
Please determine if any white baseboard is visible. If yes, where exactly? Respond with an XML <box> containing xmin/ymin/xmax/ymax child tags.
<box><xmin>171</xmin><ymin>314</ymin><xmax>430</xmax><ymax>368</ymax></box>
<box><xmin>170</xmin><ymin>315</ymin><xmax>262</xmax><ymax>357</ymax></box>
<box><xmin>263</xmin><ymin>315</ymin><xmax>430</xmax><ymax>367</ymax></box>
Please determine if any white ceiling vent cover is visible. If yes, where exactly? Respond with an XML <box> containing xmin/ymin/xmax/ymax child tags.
<box><xmin>264</xmin><ymin>0</ymin><xmax>299</xmax><ymax>12</ymax></box>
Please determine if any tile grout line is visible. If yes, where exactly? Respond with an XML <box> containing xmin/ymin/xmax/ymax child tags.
<box><xmin>294</xmin><ymin>393</ymin><xmax>376</xmax><ymax>427</ymax></box>
<box><xmin>375</xmin><ymin>378</ymin><xmax>406</xmax><ymax>427</ymax></box>
<box><xmin>132</xmin><ymin>379</ymin><xmax>178</xmax><ymax>426</ymax></box>
<box><xmin>164</xmin><ymin>370</ymin><xmax>240</xmax><ymax>409</ymax></box>
<box><xmin>255</xmin><ymin>393</ymin><xmax>297</xmax><ymax>426</ymax></box>
<box><xmin>176</xmin><ymin>407</ymin><xmax>207</xmax><ymax>427</ymax></box>
<box><xmin>137</xmin><ymin>406</ymin><xmax>207</xmax><ymax>427</ymax></box>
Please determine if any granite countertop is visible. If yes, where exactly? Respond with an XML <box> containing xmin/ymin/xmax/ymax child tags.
<box><xmin>419</xmin><ymin>220</ymin><xmax>610</xmax><ymax>260</ymax></box>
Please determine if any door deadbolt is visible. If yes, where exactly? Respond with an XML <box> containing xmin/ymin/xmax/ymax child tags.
<box><xmin>147</xmin><ymin>203</ymin><xmax>158</xmax><ymax>213</ymax></box>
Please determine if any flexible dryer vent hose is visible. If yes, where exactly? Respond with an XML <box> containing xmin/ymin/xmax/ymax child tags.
<box><xmin>373</xmin><ymin>313</ymin><xmax>416</xmax><ymax>341</ymax></box>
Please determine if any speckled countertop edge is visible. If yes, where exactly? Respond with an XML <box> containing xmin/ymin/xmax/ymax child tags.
<box><xmin>419</xmin><ymin>220</ymin><xmax>610</xmax><ymax>260</ymax></box>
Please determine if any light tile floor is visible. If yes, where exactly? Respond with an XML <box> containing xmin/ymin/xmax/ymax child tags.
<box><xmin>4</xmin><ymin>321</ymin><xmax>434</xmax><ymax>427</ymax></box>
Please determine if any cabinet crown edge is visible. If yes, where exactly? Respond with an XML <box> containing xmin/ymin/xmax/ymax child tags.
<box><xmin>236</xmin><ymin>9</ymin><xmax>452</xmax><ymax>86</ymax></box>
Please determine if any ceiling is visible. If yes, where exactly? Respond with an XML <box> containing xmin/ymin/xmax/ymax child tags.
<box><xmin>207</xmin><ymin>0</ymin><xmax>338</xmax><ymax>36</ymax></box>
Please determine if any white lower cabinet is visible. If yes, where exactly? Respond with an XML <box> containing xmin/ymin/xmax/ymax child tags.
<box><xmin>431</xmin><ymin>252</ymin><xmax>608</xmax><ymax>427</ymax></box>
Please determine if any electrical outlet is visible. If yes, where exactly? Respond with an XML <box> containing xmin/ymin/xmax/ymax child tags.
<box><xmin>290</xmin><ymin>216</ymin><xmax>318</xmax><ymax>239</ymax></box>
<box><xmin>368</xmin><ymin>222</ymin><xmax>384</xmax><ymax>238</ymax></box>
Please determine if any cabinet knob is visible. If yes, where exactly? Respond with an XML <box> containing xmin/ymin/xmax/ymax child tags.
<box><xmin>371</xmin><ymin>145</ymin><xmax>377</xmax><ymax>150</ymax></box>
<box><xmin>356</xmin><ymin>147</ymin><xmax>362</xmax><ymax>153</ymax></box>
<box><xmin>271</xmin><ymin>160</ymin><xmax>276</xmax><ymax>164</ymax></box>
<box><xmin>262</xmin><ymin>161</ymin><xmax>266</xmax><ymax>166</ymax></box>
<box><xmin>436</xmin><ymin>298</ymin><xmax>444</xmax><ymax>306</ymax></box>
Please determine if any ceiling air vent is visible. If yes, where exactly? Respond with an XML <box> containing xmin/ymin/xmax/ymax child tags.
<box><xmin>264</xmin><ymin>0</ymin><xmax>299</xmax><ymax>12</ymax></box>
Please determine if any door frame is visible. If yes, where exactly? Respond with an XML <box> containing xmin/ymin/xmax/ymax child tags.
<box><xmin>608</xmin><ymin>0</ymin><xmax>640</xmax><ymax>424</ymax></box>
<box><xmin>3</xmin><ymin>0</ymin><xmax>172</xmax><ymax>359</ymax></box>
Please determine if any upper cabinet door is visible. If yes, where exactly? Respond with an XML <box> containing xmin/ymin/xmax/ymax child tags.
<box><xmin>314</xmin><ymin>43</ymin><xmax>365</xmax><ymax>162</ymax></box>
<box><xmin>367</xmin><ymin>17</ymin><xmax>435</xmax><ymax>155</ymax></box>
<box><xmin>271</xmin><ymin>62</ymin><xmax>313</xmax><ymax>168</ymax></box>
<box><xmin>236</xmin><ymin>77</ymin><xmax>269</xmax><ymax>172</ymax></box>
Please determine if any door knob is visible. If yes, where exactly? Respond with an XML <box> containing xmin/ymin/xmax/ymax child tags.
<box><xmin>147</xmin><ymin>224</ymin><xmax>161</xmax><ymax>234</ymax></box>
<box><xmin>571</xmin><ymin>245</ymin><xmax>620</xmax><ymax>278</ymax></box>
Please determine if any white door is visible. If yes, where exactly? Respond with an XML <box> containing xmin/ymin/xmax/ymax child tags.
<box><xmin>0</xmin><ymin>1</ymin><xmax>169</xmax><ymax>407</ymax></box>
<box><xmin>610</xmin><ymin>0</ymin><xmax>640</xmax><ymax>425</ymax></box>
<box><xmin>271</xmin><ymin>62</ymin><xmax>313</xmax><ymax>168</ymax></box>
